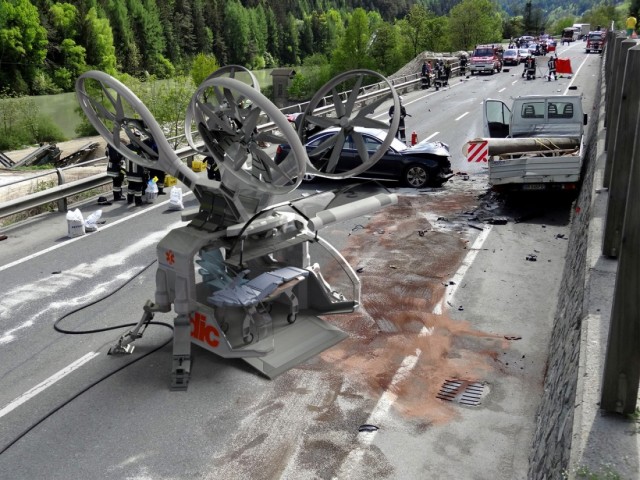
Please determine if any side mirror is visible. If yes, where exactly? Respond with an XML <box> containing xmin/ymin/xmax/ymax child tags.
<box><xmin>583</xmin><ymin>113</ymin><xmax>588</xmax><ymax>125</ymax></box>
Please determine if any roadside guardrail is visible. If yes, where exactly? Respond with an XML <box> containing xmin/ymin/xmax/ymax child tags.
<box><xmin>0</xmin><ymin>67</ymin><xmax>469</xmax><ymax>221</ymax></box>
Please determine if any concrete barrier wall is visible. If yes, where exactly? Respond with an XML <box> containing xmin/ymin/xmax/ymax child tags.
<box><xmin>528</xmin><ymin>34</ymin><xmax>640</xmax><ymax>479</ymax></box>
<box><xmin>526</xmin><ymin>61</ymin><xmax>604</xmax><ymax>478</ymax></box>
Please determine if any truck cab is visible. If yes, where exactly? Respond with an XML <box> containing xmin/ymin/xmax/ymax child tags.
<box><xmin>586</xmin><ymin>31</ymin><xmax>605</xmax><ymax>53</ymax></box>
<box><xmin>469</xmin><ymin>44</ymin><xmax>503</xmax><ymax>75</ymax></box>
<box><xmin>483</xmin><ymin>96</ymin><xmax>586</xmax><ymax>139</ymax></box>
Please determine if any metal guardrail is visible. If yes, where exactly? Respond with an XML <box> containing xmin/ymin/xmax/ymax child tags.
<box><xmin>0</xmin><ymin>172</ymin><xmax>111</xmax><ymax>219</ymax></box>
<box><xmin>1</xmin><ymin>68</ymin><xmax>462</xmax><ymax>221</ymax></box>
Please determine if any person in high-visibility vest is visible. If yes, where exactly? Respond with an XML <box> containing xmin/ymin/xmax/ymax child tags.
<box><xmin>626</xmin><ymin>13</ymin><xmax>637</xmax><ymax>37</ymax></box>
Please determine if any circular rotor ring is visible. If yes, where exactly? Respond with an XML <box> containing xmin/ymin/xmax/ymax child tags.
<box><xmin>189</xmin><ymin>76</ymin><xmax>307</xmax><ymax>195</ymax></box>
<box><xmin>297</xmin><ymin>70</ymin><xmax>400</xmax><ymax>179</ymax></box>
<box><xmin>185</xmin><ymin>65</ymin><xmax>260</xmax><ymax>155</ymax></box>
<box><xmin>75</xmin><ymin>71</ymin><xmax>191</xmax><ymax>181</ymax></box>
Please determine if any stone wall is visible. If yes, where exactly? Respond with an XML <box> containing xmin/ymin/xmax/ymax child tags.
<box><xmin>526</xmin><ymin>64</ymin><xmax>604</xmax><ymax>478</ymax></box>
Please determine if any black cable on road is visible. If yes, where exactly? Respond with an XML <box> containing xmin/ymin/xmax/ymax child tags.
<box><xmin>1</xmin><ymin>258</ymin><xmax>174</xmax><ymax>456</ymax></box>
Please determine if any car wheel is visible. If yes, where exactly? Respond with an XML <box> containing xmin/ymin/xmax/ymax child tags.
<box><xmin>404</xmin><ymin>165</ymin><xmax>430</xmax><ymax>188</ymax></box>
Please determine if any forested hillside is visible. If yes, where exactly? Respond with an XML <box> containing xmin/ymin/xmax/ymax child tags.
<box><xmin>0</xmin><ymin>0</ymin><xmax>624</xmax><ymax>97</ymax></box>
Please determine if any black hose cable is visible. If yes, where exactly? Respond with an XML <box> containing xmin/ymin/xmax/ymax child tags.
<box><xmin>54</xmin><ymin>258</ymin><xmax>158</xmax><ymax>335</ymax></box>
<box><xmin>0</xmin><ymin>258</ymin><xmax>174</xmax><ymax>456</ymax></box>
<box><xmin>0</xmin><ymin>322</ymin><xmax>173</xmax><ymax>456</ymax></box>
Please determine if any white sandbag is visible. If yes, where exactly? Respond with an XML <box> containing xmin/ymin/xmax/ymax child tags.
<box><xmin>84</xmin><ymin>209</ymin><xmax>102</xmax><ymax>232</ymax></box>
<box><xmin>167</xmin><ymin>186</ymin><xmax>184</xmax><ymax>210</ymax></box>
<box><xmin>66</xmin><ymin>208</ymin><xmax>85</xmax><ymax>238</ymax></box>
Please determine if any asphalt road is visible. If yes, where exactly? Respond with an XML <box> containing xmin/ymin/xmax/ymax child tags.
<box><xmin>0</xmin><ymin>41</ymin><xmax>601</xmax><ymax>479</ymax></box>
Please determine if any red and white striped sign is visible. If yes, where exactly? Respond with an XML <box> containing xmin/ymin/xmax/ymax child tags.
<box><xmin>466</xmin><ymin>140</ymin><xmax>488</xmax><ymax>162</ymax></box>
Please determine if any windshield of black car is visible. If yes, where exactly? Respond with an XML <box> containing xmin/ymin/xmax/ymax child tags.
<box><xmin>473</xmin><ymin>48</ymin><xmax>494</xmax><ymax>57</ymax></box>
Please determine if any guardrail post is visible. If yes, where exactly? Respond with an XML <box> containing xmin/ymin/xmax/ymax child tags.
<box><xmin>602</xmin><ymin>42</ymin><xmax>640</xmax><ymax>257</ymax></box>
<box><xmin>55</xmin><ymin>168</ymin><xmax>68</xmax><ymax>213</ymax></box>
<box><xmin>603</xmin><ymin>38</ymin><xmax>638</xmax><ymax>189</ymax></box>
<box><xmin>600</xmin><ymin>82</ymin><xmax>640</xmax><ymax>412</ymax></box>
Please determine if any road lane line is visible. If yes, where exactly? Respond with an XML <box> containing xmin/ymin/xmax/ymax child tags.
<box><xmin>0</xmin><ymin>194</ymin><xmax>191</xmax><ymax>274</ymax></box>
<box><xmin>424</xmin><ymin>132</ymin><xmax>440</xmax><ymax>141</ymax></box>
<box><xmin>498</xmin><ymin>87</ymin><xmax>506</xmax><ymax>92</ymax></box>
<box><xmin>432</xmin><ymin>225</ymin><xmax>493</xmax><ymax>314</ymax></box>
<box><xmin>455</xmin><ymin>112</ymin><xmax>469</xmax><ymax>121</ymax></box>
<box><xmin>332</xmin><ymin>353</ymin><xmax>420</xmax><ymax>479</ymax></box>
<box><xmin>0</xmin><ymin>220</ymin><xmax>184</xmax><ymax>345</ymax></box>
<box><xmin>334</xmin><ymin>224</ymin><xmax>493</xmax><ymax>477</ymax></box>
<box><xmin>0</xmin><ymin>352</ymin><xmax>99</xmax><ymax>419</ymax></box>
<box><xmin>563</xmin><ymin>55</ymin><xmax>590</xmax><ymax>95</ymax></box>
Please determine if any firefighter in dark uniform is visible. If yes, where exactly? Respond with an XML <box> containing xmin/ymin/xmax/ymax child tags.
<box><xmin>126</xmin><ymin>131</ymin><xmax>148</xmax><ymax>206</ymax></box>
<box><xmin>105</xmin><ymin>144</ymin><xmax>126</xmax><ymax>201</ymax></box>
<box><xmin>388</xmin><ymin>96</ymin><xmax>410</xmax><ymax>144</ymax></box>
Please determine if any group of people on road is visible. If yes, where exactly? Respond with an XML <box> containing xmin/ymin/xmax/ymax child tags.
<box><xmin>105</xmin><ymin>132</ymin><xmax>166</xmax><ymax>206</ymax></box>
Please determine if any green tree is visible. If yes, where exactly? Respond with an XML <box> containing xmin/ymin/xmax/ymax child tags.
<box><xmin>105</xmin><ymin>0</ymin><xmax>139</xmax><ymax>73</ymax></box>
<box><xmin>83</xmin><ymin>6</ymin><xmax>117</xmax><ymax>74</ymax></box>
<box><xmin>448</xmin><ymin>0</ymin><xmax>503</xmax><ymax>50</ymax></box>
<box><xmin>369</xmin><ymin>22</ymin><xmax>403</xmax><ymax>75</ymax></box>
<box><xmin>279</xmin><ymin>13</ymin><xmax>300</xmax><ymax>65</ymax></box>
<box><xmin>0</xmin><ymin>0</ymin><xmax>48</xmax><ymax>93</ymax></box>
<box><xmin>49</xmin><ymin>2</ymin><xmax>78</xmax><ymax>38</ymax></box>
<box><xmin>331</xmin><ymin>8</ymin><xmax>374</xmax><ymax>74</ymax></box>
<box><xmin>581</xmin><ymin>4</ymin><xmax>619</xmax><ymax>31</ymax></box>
<box><xmin>190</xmin><ymin>52</ymin><xmax>219</xmax><ymax>87</ymax></box>
<box><xmin>403</xmin><ymin>4</ymin><xmax>431</xmax><ymax>58</ymax></box>
<box><xmin>223</xmin><ymin>0</ymin><xmax>249</xmax><ymax>64</ymax></box>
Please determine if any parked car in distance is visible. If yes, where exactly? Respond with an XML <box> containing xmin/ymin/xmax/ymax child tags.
<box><xmin>503</xmin><ymin>49</ymin><xmax>520</xmax><ymax>66</ymax></box>
<box><xmin>518</xmin><ymin>49</ymin><xmax>530</xmax><ymax>62</ymax></box>
<box><xmin>274</xmin><ymin>127</ymin><xmax>453</xmax><ymax>188</ymax></box>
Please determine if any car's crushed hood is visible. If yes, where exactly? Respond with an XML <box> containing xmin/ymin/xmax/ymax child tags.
<box><xmin>406</xmin><ymin>140</ymin><xmax>450</xmax><ymax>157</ymax></box>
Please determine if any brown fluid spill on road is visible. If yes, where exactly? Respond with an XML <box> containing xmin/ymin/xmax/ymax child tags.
<box><xmin>311</xmin><ymin>192</ymin><xmax>511</xmax><ymax>425</ymax></box>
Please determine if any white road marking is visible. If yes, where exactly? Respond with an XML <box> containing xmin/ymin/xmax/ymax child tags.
<box><xmin>563</xmin><ymin>55</ymin><xmax>590</xmax><ymax>95</ymax></box>
<box><xmin>424</xmin><ymin>132</ymin><xmax>440</xmax><ymax>141</ymax></box>
<box><xmin>334</xmin><ymin>224</ymin><xmax>493</xmax><ymax>477</ymax></box>
<box><xmin>432</xmin><ymin>225</ymin><xmax>493</xmax><ymax>314</ymax></box>
<box><xmin>332</xmin><ymin>353</ymin><xmax>420</xmax><ymax>479</ymax></box>
<box><xmin>512</xmin><ymin>80</ymin><xmax>519</xmax><ymax>85</ymax></box>
<box><xmin>0</xmin><ymin>351</ymin><xmax>99</xmax><ymax>419</ymax></box>
<box><xmin>0</xmin><ymin>219</ymin><xmax>186</xmax><ymax>344</ymax></box>
<box><xmin>0</xmin><ymin>193</ymin><xmax>190</xmax><ymax>274</ymax></box>
<box><xmin>498</xmin><ymin>87</ymin><xmax>506</xmax><ymax>92</ymax></box>
<box><xmin>455</xmin><ymin>112</ymin><xmax>469</xmax><ymax>121</ymax></box>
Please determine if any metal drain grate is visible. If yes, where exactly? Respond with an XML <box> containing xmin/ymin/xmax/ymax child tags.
<box><xmin>436</xmin><ymin>379</ymin><xmax>487</xmax><ymax>406</ymax></box>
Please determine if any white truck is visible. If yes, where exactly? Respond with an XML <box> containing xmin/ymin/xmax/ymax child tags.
<box><xmin>482</xmin><ymin>95</ymin><xmax>588</xmax><ymax>192</ymax></box>
<box><xmin>573</xmin><ymin>23</ymin><xmax>591</xmax><ymax>40</ymax></box>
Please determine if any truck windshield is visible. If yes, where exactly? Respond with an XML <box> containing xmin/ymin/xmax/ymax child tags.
<box><xmin>473</xmin><ymin>48</ymin><xmax>494</xmax><ymax>57</ymax></box>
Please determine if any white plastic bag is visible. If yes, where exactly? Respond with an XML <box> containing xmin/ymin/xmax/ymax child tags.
<box><xmin>66</xmin><ymin>208</ymin><xmax>85</xmax><ymax>238</ymax></box>
<box><xmin>146</xmin><ymin>178</ymin><xmax>159</xmax><ymax>203</ymax></box>
<box><xmin>167</xmin><ymin>186</ymin><xmax>184</xmax><ymax>211</ymax></box>
<box><xmin>84</xmin><ymin>209</ymin><xmax>102</xmax><ymax>232</ymax></box>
